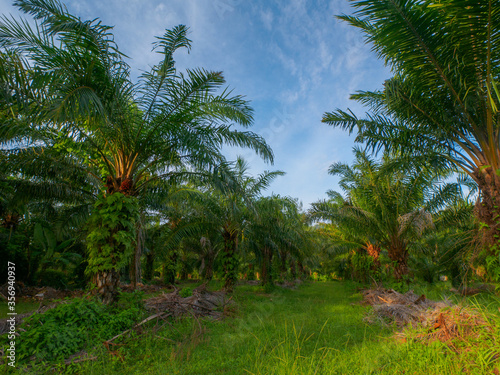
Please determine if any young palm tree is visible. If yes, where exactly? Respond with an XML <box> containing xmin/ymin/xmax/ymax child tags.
<box><xmin>323</xmin><ymin>0</ymin><xmax>500</xmax><ymax>261</ymax></box>
<box><xmin>310</xmin><ymin>149</ymin><xmax>457</xmax><ymax>279</ymax></box>
<box><xmin>0</xmin><ymin>0</ymin><xmax>273</xmax><ymax>301</ymax></box>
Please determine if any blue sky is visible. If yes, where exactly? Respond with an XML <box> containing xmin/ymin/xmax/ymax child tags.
<box><xmin>0</xmin><ymin>0</ymin><xmax>391</xmax><ymax>208</ymax></box>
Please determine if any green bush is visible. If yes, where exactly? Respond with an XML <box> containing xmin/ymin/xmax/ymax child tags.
<box><xmin>0</xmin><ymin>296</ymin><xmax>144</xmax><ymax>363</ymax></box>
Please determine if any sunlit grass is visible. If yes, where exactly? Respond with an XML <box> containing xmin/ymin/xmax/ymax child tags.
<box><xmin>5</xmin><ymin>281</ymin><xmax>499</xmax><ymax>374</ymax></box>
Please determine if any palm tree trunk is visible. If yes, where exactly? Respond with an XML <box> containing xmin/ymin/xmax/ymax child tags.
<box><xmin>474</xmin><ymin>167</ymin><xmax>500</xmax><ymax>257</ymax></box>
<box><xmin>297</xmin><ymin>261</ymin><xmax>306</xmax><ymax>279</ymax></box>
<box><xmin>2</xmin><ymin>213</ymin><xmax>20</xmax><ymax>243</ymax></box>
<box><xmin>279</xmin><ymin>250</ymin><xmax>287</xmax><ymax>279</ymax></box>
<box><xmin>86</xmin><ymin>192</ymin><xmax>139</xmax><ymax>304</ymax></box>
<box><xmin>93</xmin><ymin>270</ymin><xmax>120</xmax><ymax>304</ymax></box>
<box><xmin>180</xmin><ymin>261</ymin><xmax>188</xmax><ymax>280</ymax></box>
<box><xmin>388</xmin><ymin>244</ymin><xmax>408</xmax><ymax>280</ymax></box>
<box><xmin>202</xmin><ymin>256</ymin><xmax>214</xmax><ymax>281</ymax></box>
<box><xmin>163</xmin><ymin>250</ymin><xmax>177</xmax><ymax>285</ymax></box>
<box><xmin>261</xmin><ymin>246</ymin><xmax>273</xmax><ymax>286</ymax></box>
<box><xmin>222</xmin><ymin>230</ymin><xmax>238</xmax><ymax>291</ymax></box>
<box><xmin>129</xmin><ymin>218</ymin><xmax>145</xmax><ymax>288</ymax></box>
<box><xmin>129</xmin><ymin>249</ymin><xmax>138</xmax><ymax>287</ymax></box>
<box><xmin>129</xmin><ymin>225</ymin><xmax>144</xmax><ymax>288</ymax></box>
<box><xmin>290</xmin><ymin>258</ymin><xmax>297</xmax><ymax>279</ymax></box>
<box><xmin>144</xmin><ymin>251</ymin><xmax>155</xmax><ymax>282</ymax></box>
<box><xmin>200</xmin><ymin>237</ymin><xmax>214</xmax><ymax>281</ymax></box>
<box><xmin>261</xmin><ymin>249</ymin><xmax>268</xmax><ymax>285</ymax></box>
<box><xmin>246</xmin><ymin>263</ymin><xmax>255</xmax><ymax>280</ymax></box>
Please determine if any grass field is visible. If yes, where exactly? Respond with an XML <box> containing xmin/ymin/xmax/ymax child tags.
<box><xmin>4</xmin><ymin>281</ymin><xmax>500</xmax><ymax>374</ymax></box>
<box><xmin>72</xmin><ymin>281</ymin><xmax>390</xmax><ymax>375</ymax></box>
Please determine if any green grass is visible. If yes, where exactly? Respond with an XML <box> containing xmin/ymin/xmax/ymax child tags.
<box><xmin>0</xmin><ymin>299</ymin><xmax>41</xmax><ymax>316</ymax></box>
<box><xmin>70</xmin><ymin>281</ymin><xmax>389</xmax><ymax>375</ymax></box>
<box><xmin>5</xmin><ymin>281</ymin><xmax>500</xmax><ymax>374</ymax></box>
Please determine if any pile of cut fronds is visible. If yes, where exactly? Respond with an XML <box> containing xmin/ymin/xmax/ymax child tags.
<box><xmin>363</xmin><ymin>288</ymin><xmax>451</xmax><ymax>328</ymax></box>
<box><xmin>145</xmin><ymin>283</ymin><xmax>231</xmax><ymax>319</ymax></box>
<box><xmin>363</xmin><ymin>288</ymin><xmax>493</xmax><ymax>345</ymax></box>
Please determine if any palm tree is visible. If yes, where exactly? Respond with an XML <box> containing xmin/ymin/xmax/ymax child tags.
<box><xmin>310</xmin><ymin>149</ymin><xmax>457</xmax><ymax>279</ymax></box>
<box><xmin>151</xmin><ymin>185</ymin><xmax>202</xmax><ymax>285</ymax></box>
<box><xmin>212</xmin><ymin>159</ymin><xmax>284</xmax><ymax>290</ymax></box>
<box><xmin>244</xmin><ymin>195</ymin><xmax>308</xmax><ymax>286</ymax></box>
<box><xmin>425</xmin><ymin>188</ymin><xmax>478</xmax><ymax>286</ymax></box>
<box><xmin>163</xmin><ymin>158</ymin><xmax>284</xmax><ymax>290</ymax></box>
<box><xmin>0</xmin><ymin>0</ymin><xmax>273</xmax><ymax>301</ymax></box>
<box><xmin>323</xmin><ymin>0</ymin><xmax>500</xmax><ymax>265</ymax></box>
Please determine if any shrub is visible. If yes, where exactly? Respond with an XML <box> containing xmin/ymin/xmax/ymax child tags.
<box><xmin>0</xmin><ymin>296</ymin><xmax>144</xmax><ymax>363</ymax></box>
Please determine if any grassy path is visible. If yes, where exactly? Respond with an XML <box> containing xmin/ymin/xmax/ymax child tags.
<box><xmin>66</xmin><ymin>281</ymin><xmax>499</xmax><ymax>374</ymax></box>
<box><xmin>76</xmin><ymin>282</ymin><xmax>395</xmax><ymax>374</ymax></box>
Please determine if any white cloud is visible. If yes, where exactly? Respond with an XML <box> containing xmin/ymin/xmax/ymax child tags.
<box><xmin>260</xmin><ymin>8</ymin><xmax>273</xmax><ymax>30</ymax></box>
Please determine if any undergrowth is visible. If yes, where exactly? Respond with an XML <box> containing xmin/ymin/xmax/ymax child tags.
<box><xmin>1</xmin><ymin>282</ymin><xmax>498</xmax><ymax>374</ymax></box>
<box><xmin>0</xmin><ymin>290</ymin><xmax>146</xmax><ymax>372</ymax></box>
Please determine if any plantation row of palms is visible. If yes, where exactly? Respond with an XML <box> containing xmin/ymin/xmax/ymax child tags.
<box><xmin>310</xmin><ymin>149</ymin><xmax>477</xmax><ymax>285</ymax></box>
<box><xmin>1</xmin><ymin>0</ymin><xmax>500</xmax><ymax>302</ymax></box>
<box><xmin>0</xmin><ymin>0</ymin><xmax>316</xmax><ymax>302</ymax></box>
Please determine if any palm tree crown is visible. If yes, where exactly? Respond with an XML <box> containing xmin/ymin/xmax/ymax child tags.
<box><xmin>0</xmin><ymin>0</ymin><xmax>273</xmax><ymax>198</ymax></box>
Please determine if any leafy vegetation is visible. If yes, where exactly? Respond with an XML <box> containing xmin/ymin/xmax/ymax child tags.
<box><xmin>1</xmin><ymin>291</ymin><xmax>145</xmax><ymax>366</ymax></box>
<box><xmin>1</xmin><ymin>0</ymin><xmax>500</xmax><ymax>373</ymax></box>
<box><xmin>324</xmin><ymin>0</ymin><xmax>500</xmax><ymax>281</ymax></box>
<box><xmin>2</xmin><ymin>282</ymin><xmax>498</xmax><ymax>375</ymax></box>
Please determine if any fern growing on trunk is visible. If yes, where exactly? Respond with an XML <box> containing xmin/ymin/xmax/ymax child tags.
<box><xmin>86</xmin><ymin>193</ymin><xmax>139</xmax><ymax>303</ymax></box>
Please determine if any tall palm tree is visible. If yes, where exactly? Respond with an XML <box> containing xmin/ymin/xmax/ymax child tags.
<box><xmin>0</xmin><ymin>0</ymin><xmax>273</xmax><ymax>301</ymax></box>
<box><xmin>310</xmin><ymin>149</ymin><xmax>457</xmax><ymax>279</ymax></box>
<box><xmin>323</xmin><ymin>0</ymin><xmax>500</xmax><ymax>263</ymax></box>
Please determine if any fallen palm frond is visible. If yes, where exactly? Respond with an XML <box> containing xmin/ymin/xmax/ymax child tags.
<box><xmin>0</xmin><ymin>283</ymin><xmax>85</xmax><ymax>300</ymax></box>
<box><xmin>101</xmin><ymin>284</ymin><xmax>229</xmax><ymax>359</ymax></box>
<box><xmin>363</xmin><ymin>288</ymin><xmax>451</xmax><ymax>328</ymax></box>
<box><xmin>363</xmin><ymin>288</ymin><xmax>490</xmax><ymax>344</ymax></box>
